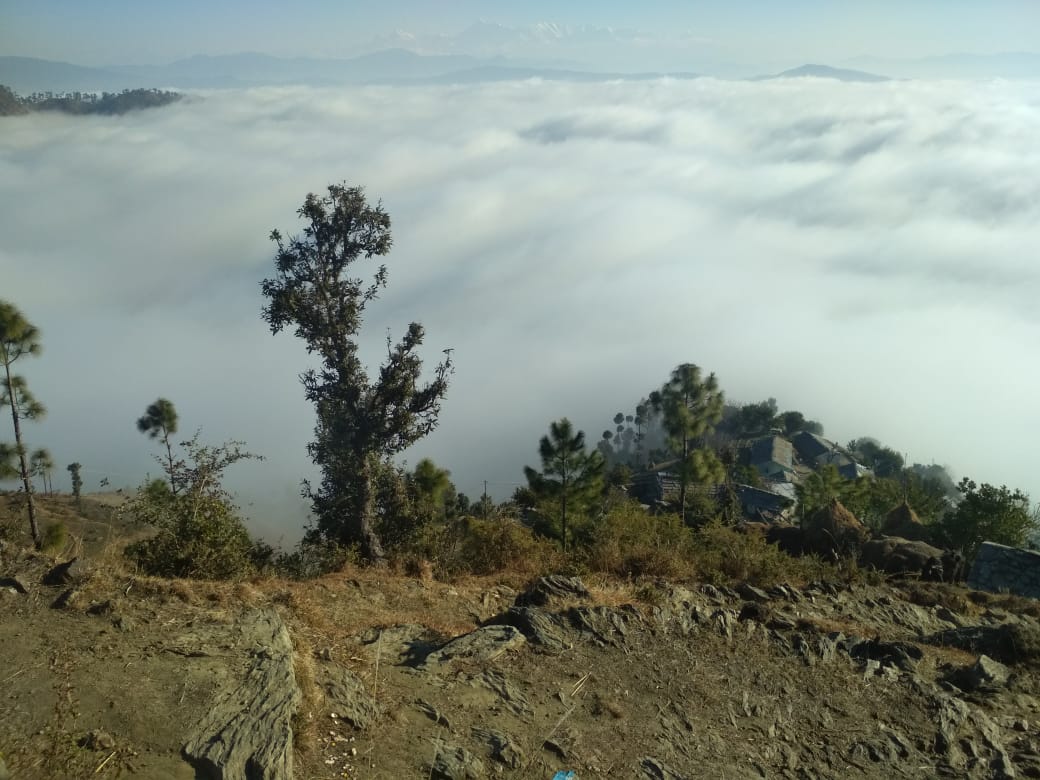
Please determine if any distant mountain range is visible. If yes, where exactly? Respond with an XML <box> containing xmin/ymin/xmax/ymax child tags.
<box><xmin>0</xmin><ymin>51</ymin><xmax>699</xmax><ymax>93</ymax></box>
<box><xmin>2</xmin><ymin>49</ymin><xmax>1037</xmax><ymax>94</ymax></box>
<box><xmin>754</xmin><ymin>64</ymin><xmax>891</xmax><ymax>83</ymax></box>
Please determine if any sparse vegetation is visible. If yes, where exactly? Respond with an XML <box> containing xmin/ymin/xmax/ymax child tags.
<box><xmin>122</xmin><ymin>433</ymin><xmax>264</xmax><ymax>579</ymax></box>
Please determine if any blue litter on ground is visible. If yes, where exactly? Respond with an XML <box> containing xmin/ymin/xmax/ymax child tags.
<box><xmin>552</xmin><ymin>772</ymin><xmax>577</xmax><ymax>780</ymax></box>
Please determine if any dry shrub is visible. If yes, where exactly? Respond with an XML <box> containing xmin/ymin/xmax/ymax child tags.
<box><xmin>990</xmin><ymin>592</ymin><xmax>1040</xmax><ymax>619</ymax></box>
<box><xmin>290</xmin><ymin>630</ymin><xmax>319</xmax><ymax>754</ymax></box>
<box><xmin>904</xmin><ymin>583</ymin><xmax>977</xmax><ymax>615</ymax></box>
<box><xmin>692</xmin><ymin>522</ymin><xmax>829</xmax><ymax>587</ymax></box>
<box><xmin>402</xmin><ymin>517</ymin><xmax>562</xmax><ymax>579</ymax></box>
<box><xmin>583</xmin><ymin>503</ymin><xmax>693</xmax><ymax>579</ymax></box>
<box><xmin>452</xmin><ymin>517</ymin><xmax>561</xmax><ymax>577</ymax></box>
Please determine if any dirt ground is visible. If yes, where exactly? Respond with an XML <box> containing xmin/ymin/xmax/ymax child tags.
<box><xmin>3</xmin><ymin>496</ymin><xmax>1040</xmax><ymax>779</ymax></box>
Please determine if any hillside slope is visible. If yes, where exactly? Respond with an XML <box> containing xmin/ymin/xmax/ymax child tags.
<box><xmin>1</xmin><ymin>503</ymin><xmax>1039</xmax><ymax>778</ymax></box>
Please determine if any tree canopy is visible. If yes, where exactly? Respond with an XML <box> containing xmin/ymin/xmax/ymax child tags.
<box><xmin>650</xmin><ymin>363</ymin><xmax>725</xmax><ymax>524</ymax></box>
<box><xmin>261</xmin><ymin>183</ymin><xmax>453</xmax><ymax>561</ymax></box>
<box><xmin>0</xmin><ymin>300</ymin><xmax>45</xmax><ymax>547</ymax></box>
<box><xmin>524</xmin><ymin>418</ymin><xmax>605</xmax><ymax>551</ymax></box>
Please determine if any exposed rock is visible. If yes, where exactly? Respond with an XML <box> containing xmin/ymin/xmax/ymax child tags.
<box><xmin>473</xmin><ymin>669</ymin><xmax>533</xmax><ymax>717</ymax></box>
<box><xmin>50</xmin><ymin>587</ymin><xmax>79</xmax><ymax>609</ymax></box>
<box><xmin>738</xmin><ymin>601</ymin><xmax>773</xmax><ymax>624</ymax></box>
<box><xmin>493</xmin><ymin>606</ymin><xmax>570</xmax><ymax>652</ymax></box>
<box><xmin>359</xmin><ymin>623</ymin><xmax>437</xmax><ymax>666</ymax></box>
<box><xmin>566</xmin><ymin>604</ymin><xmax>641</xmax><ymax>647</ymax></box>
<box><xmin>416</xmin><ymin>699</ymin><xmax>451</xmax><ymax>728</ymax></box>
<box><xmin>319</xmin><ymin>665</ymin><xmax>379</xmax><ymax>730</ymax></box>
<box><xmin>640</xmin><ymin>756</ymin><xmax>690</xmax><ymax>779</ymax></box>
<box><xmin>737</xmin><ymin>582</ymin><xmax>771</xmax><ymax>603</ymax></box>
<box><xmin>514</xmin><ymin>575</ymin><xmax>590</xmax><ymax>607</ymax></box>
<box><xmin>0</xmin><ymin>576</ymin><xmax>28</xmax><ymax>594</ymax></box>
<box><xmin>847</xmin><ymin>638</ymin><xmax>923</xmax><ymax>673</ymax></box>
<box><xmin>80</xmin><ymin>729</ymin><xmax>115</xmax><ymax>750</ymax></box>
<box><xmin>430</xmin><ymin>742</ymin><xmax>485</xmax><ymax>780</ymax></box>
<box><xmin>471</xmin><ymin>726</ymin><xmax>524</xmax><ymax>769</ymax></box>
<box><xmin>42</xmin><ymin>557</ymin><xmax>89</xmax><ymax>586</ymax></box>
<box><xmin>182</xmin><ymin>609</ymin><xmax>300</xmax><ymax>780</ymax></box>
<box><xmin>421</xmin><ymin>625</ymin><xmax>525</xmax><ymax>669</ymax></box>
<box><xmin>928</xmin><ymin>623</ymin><xmax>1040</xmax><ymax>665</ymax></box>
<box><xmin>949</xmin><ymin>655</ymin><xmax>1011</xmax><ymax>693</ymax></box>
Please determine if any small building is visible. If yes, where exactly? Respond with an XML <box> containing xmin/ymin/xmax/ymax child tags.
<box><xmin>727</xmin><ymin>483</ymin><xmax>796</xmax><ymax>523</ymax></box>
<box><xmin>630</xmin><ymin>461</ymin><xmax>682</xmax><ymax>506</ymax></box>
<box><xmin>748</xmin><ymin>435</ymin><xmax>794</xmax><ymax>479</ymax></box>
<box><xmin>791</xmin><ymin>431</ymin><xmax>833</xmax><ymax>464</ymax></box>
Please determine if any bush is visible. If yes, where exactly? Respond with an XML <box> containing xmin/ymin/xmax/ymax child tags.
<box><xmin>121</xmin><ymin>436</ymin><xmax>263</xmax><ymax>580</ymax></box>
<box><xmin>691</xmin><ymin>521</ymin><xmax>829</xmax><ymax>587</ymax></box>
<box><xmin>41</xmin><ymin>521</ymin><xmax>67</xmax><ymax>553</ymax></box>
<box><xmin>124</xmin><ymin>488</ymin><xmax>258</xmax><ymax>579</ymax></box>
<box><xmin>273</xmin><ymin>540</ymin><xmax>360</xmax><ymax>579</ymax></box>
<box><xmin>401</xmin><ymin>516</ymin><xmax>562</xmax><ymax>579</ymax></box>
<box><xmin>582</xmin><ymin>502</ymin><xmax>694</xmax><ymax>578</ymax></box>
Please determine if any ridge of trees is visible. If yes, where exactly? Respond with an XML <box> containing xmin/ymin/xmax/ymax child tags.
<box><xmin>0</xmin><ymin>84</ymin><xmax>182</xmax><ymax>117</ymax></box>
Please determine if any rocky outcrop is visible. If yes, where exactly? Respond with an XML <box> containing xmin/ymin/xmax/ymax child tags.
<box><xmin>182</xmin><ymin>609</ymin><xmax>300</xmax><ymax>780</ymax></box>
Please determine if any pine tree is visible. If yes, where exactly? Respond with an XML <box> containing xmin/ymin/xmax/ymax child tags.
<box><xmin>137</xmin><ymin>398</ymin><xmax>179</xmax><ymax>494</ymax></box>
<box><xmin>650</xmin><ymin>363</ymin><xmax>725</xmax><ymax>524</ymax></box>
<box><xmin>0</xmin><ymin>300</ymin><xmax>45</xmax><ymax>547</ymax></box>
<box><xmin>524</xmin><ymin>418</ymin><xmax>605</xmax><ymax>551</ymax></box>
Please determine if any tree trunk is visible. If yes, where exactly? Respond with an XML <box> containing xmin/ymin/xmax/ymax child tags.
<box><xmin>163</xmin><ymin>430</ymin><xmax>178</xmax><ymax>495</ymax></box>
<box><xmin>679</xmin><ymin>434</ymin><xmax>689</xmax><ymax>526</ymax></box>
<box><xmin>355</xmin><ymin>455</ymin><xmax>386</xmax><ymax>564</ymax></box>
<box><xmin>4</xmin><ymin>362</ymin><xmax>40</xmax><ymax>548</ymax></box>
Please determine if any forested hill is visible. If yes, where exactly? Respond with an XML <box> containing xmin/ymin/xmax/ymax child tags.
<box><xmin>0</xmin><ymin>85</ymin><xmax>182</xmax><ymax>117</ymax></box>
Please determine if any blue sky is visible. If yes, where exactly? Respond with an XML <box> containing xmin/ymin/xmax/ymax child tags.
<box><xmin>2</xmin><ymin>1</ymin><xmax>1038</xmax><ymax>68</ymax></box>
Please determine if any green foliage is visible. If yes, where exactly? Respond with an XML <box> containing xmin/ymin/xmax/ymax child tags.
<box><xmin>650</xmin><ymin>363</ymin><xmax>725</xmax><ymax>523</ymax></box>
<box><xmin>11</xmin><ymin>87</ymin><xmax>182</xmax><ymax>115</ymax></box>
<box><xmin>30</xmin><ymin>448</ymin><xmax>54</xmax><ymax>494</ymax></box>
<box><xmin>847</xmin><ymin>438</ymin><xmax>905</xmax><ymax>478</ymax></box>
<box><xmin>939</xmin><ymin>478</ymin><xmax>1035</xmax><ymax>558</ymax></box>
<box><xmin>66</xmin><ymin>462</ymin><xmax>83</xmax><ymax>509</ymax></box>
<box><xmin>0</xmin><ymin>442</ymin><xmax>18</xmax><ymax>480</ymax></box>
<box><xmin>582</xmin><ymin>501</ymin><xmax>693</xmax><ymax>578</ymax></box>
<box><xmin>692</xmin><ymin>521</ymin><xmax>828</xmax><ymax>587</ymax></box>
<box><xmin>41</xmin><ymin>521</ymin><xmax>67</xmax><ymax>553</ymax></box>
<box><xmin>0</xmin><ymin>299</ymin><xmax>44</xmax><ymax>547</ymax></box>
<box><xmin>407</xmin><ymin>516</ymin><xmax>561</xmax><ymax>579</ymax></box>
<box><xmin>796</xmin><ymin>465</ymin><xmax>868</xmax><ymax>520</ymax></box>
<box><xmin>854</xmin><ymin>470</ymin><xmax>950</xmax><ymax>532</ymax></box>
<box><xmin>273</xmin><ymin>540</ymin><xmax>361</xmax><ymax>580</ymax></box>
<box><xmin>261</xmin><ymin>183</ymin><xmax>453</xmax><ymax>561</ymax></box>
<box><xmin>137</xmin><ymin>398</ymin><xmax>179</xmax><ymax>493</ymax></box>
<box><xmin>0</xmin><ymin>84</ymin><xmax>29</xmax><ymax>116</ymax></box>
<box><xmin>776</xmin><ymin>410</ymin><xmax>824</xmax><ymax>436</ymax></box>
<box><xmin>122</xmin><ymin>434</ymin><xmax>263</xmax><ymax>580</ymax></box>
<box><xmin>524</xmin><ymin>418</ymin><xmax>605</xmax><ymax>551</ymax></box>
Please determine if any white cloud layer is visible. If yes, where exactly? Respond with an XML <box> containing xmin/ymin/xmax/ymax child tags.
<box><xmin>2</xmin><ymin>77</ymin><xmax>1039</xmax><ymax>539</ymax></box>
